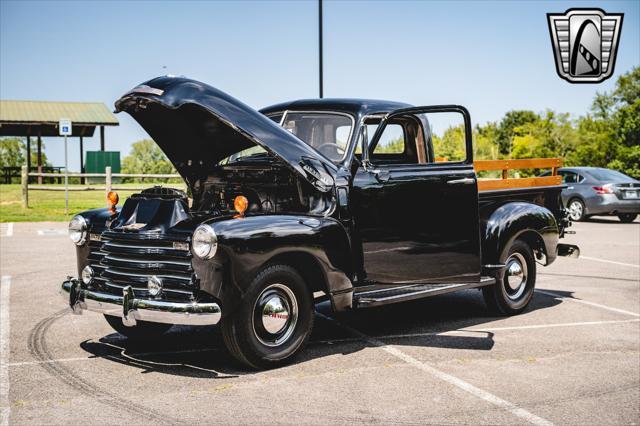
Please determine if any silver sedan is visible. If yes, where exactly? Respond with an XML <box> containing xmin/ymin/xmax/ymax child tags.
<box><xmin>543</xmin><ymin>167</ymin><xmax>640</xmax><ymax>223</ymax></box>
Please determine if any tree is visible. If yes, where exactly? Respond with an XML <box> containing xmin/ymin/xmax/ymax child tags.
<box><xmin>496</xmin><ymin>110</ymin><xmax>540</xmax><ymax>155</ymax></box>
<box><xmin>0</xmin><ymin>138</ymin><xmax>25</xmax><ymax>167</ymax></box>
<box><xmin>0</xmin><ymin>137</ymin><xmax>50</xmax><ymax>168</ymax></box>
<box><xmin>121</xmin><ymin>139</ymin><xmax>177</xmax><ymax>182</ymax></box>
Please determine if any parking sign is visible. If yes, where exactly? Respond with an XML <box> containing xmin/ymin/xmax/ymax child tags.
<box><xmin>59</xmin><ymin>119</ymin><xmax>72</xmax><ymax>136</ymax></box>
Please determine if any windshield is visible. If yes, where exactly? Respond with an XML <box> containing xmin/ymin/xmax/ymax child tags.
<box><xmin>281</xmin><ymin>112</ymin><xmax>353</xmax><ymax>163</ymax></box>
<box><xmin>219</xmin><ymin>111</ymin><xmax>354</xmax><ymax>165</ymax></box>
<box><xmin>586</xmin><ymin>169</ymin><xmax>635</xmax><ymax>182</ymax></box>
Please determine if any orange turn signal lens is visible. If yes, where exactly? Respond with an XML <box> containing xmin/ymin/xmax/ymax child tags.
<box><xmin>233</xmin><ymin>195</ymin><xmax>249</xmax><ymax>216</ymax></box>
<box><xmin>107</xmin><ymin>191</ymin><xmax>119</xmax><ymax>214</ymax></box>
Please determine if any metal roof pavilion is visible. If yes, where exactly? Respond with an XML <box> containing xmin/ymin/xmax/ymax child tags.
<box><xmin>0</xmin><ymin>100</ymin><xmax>119</xmax><ymax>182</ymax></box>
<box><xmin>0</xmin><ymin>100</ymin><xmax>118</xmax><ymax>136</ymax></box>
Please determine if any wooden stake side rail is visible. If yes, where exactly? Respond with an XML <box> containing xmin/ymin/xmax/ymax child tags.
<box><xmin>474</xmin><ymin>158</ymin><xmax>563</xmax><ymax>192</ymax></box>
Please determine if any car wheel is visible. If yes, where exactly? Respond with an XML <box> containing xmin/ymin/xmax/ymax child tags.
<box><xmin>568</xmin><ymin>198</ymin><xmax>586</xmax><ymax>221</ymax></box>
<box><xmin>222</xmin><ymin>264</ymin><xmax>314</xmax><ymax>369</ymax></box>
<box><xmin>103</xmin><ymin>315</ymin><xmax>172</xmax><ymax>340</ymax></box>
<box><xmin>483</xmin><ymin>239</ymin><xmax>537</xmax><ymax>315</ymax></box>
<box><xmin>618</xmin><ymin>213</ymin><xmax>638</xmax><ymax>223</ymax></box>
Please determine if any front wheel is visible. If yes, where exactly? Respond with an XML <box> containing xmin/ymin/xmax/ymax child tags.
<box><xmin>222</xmin><ymin>264</ymin><xmax>314</xmax><ymax>369</ymax></box>
<box><xmin>483</xmin><ymin>239</ymin><xmax>537</xmax><ymax>315</ymax></box>
<box><xmin>103</xmin><ymin>315</ymin><xmax>172</xmax><ymax>340</ymax></box>
<box><xmin>618</xmin><ymin>213</ymin><xmax>638</xmax><ymax>223</ymax></box>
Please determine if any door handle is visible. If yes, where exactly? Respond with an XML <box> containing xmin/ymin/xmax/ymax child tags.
<box><xmin>447</xmin><ymin>177</ymin><xmax>475</xmax><ymax>185</ymax></box>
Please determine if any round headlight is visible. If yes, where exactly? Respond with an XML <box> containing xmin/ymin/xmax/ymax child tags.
<box><xmin>68</xmin><ymin>215</ymin><xmax>88</xmax><ymax>246</ymax></box>
<box><xmin>81</xmin><ymin>265</ymin><xmax>94</xmax><ymax>285</ymax></box>
<box><xmin>192</xmin><ymin>224</ymin><xmax>217</xmax><ymax>259</ymax></box>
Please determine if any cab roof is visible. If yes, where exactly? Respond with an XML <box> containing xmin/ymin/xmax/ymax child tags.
<box><xmin>260</xmin><ymin>98</ymin><xmax>413</xmax><ymax>117</ymax></box>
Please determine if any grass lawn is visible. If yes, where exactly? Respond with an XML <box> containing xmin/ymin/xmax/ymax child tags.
<box><xmin>0</xmin><ymin>184</ymin><xmax>184</xmax><ymax>222</ymax></box>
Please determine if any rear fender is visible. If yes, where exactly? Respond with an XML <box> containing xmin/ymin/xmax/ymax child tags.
<box><xmin>482</xmin><ymin>202</ymin><xmax>559</xmax><ymax>271</ymax></box>
<box><xmin>193</xmin><ymin>215</ymin><xmax>354</xmax><ymax>313</ymax></box>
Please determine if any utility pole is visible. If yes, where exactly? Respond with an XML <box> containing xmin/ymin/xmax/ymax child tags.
<box><xmin>318</xmin><ymin>0</ymin><xmax>323</xmax><ymax>98</ymax></box>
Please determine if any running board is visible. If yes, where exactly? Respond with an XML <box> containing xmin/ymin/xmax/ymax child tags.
<box><xmin>353</xmin><ymin>277</ymin><xmax>495</xmax><ymax>308</ymax></box>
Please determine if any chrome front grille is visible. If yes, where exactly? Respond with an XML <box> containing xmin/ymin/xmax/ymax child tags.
<box><xmin>87</xmin><ymin>231</ymin><xmax>195</xmax><ymax>300</ymax></box>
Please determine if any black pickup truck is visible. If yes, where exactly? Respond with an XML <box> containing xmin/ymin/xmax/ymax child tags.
<box><xmin>62</xmin><ymin>77</ymin><xmax>579</xmax><ymax>369</ymax></box>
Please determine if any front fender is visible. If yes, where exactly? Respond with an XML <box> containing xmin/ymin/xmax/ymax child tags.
<box><xmin>482</xmin><ymin>202</ymin><xmax>559</xmax><ymax>266</ymax></box>
<box><xmin>193</xmin><ymin>215</ymin><xmax>353</xmax><ymax>313</ymax></box>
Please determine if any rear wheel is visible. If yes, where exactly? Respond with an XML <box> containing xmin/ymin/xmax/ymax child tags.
<box><xmin>483</xmin><ymin>239</ymin><xmax>537</xmax><ymax>315</ymax></box>
<box><xmin>222</xmin><ymin>264</ymin><xmax>314</xmax><ymax>369</ymax></box>
<box><xmin>618</xmin><ymin>213</ymin><xmax>638</xmax><ymax>223</ymax></box>
<box><xmin>103</xmin><ymin>315</ymin><xmax>172</xmax><ymax>340</ymax></box>
<box><xmin>568</xmin><ymin>198</ymin><xmax>586</xmax><ymax>221</ymax></box>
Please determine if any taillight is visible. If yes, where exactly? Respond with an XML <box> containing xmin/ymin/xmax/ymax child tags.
<box><xmin>593</xmin><ymin>185</ymin><xmax>614</xmax><ymax>194</ymax></box>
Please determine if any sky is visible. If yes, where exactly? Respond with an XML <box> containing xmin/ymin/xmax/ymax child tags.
<box><xmin>1</xmin><ymin>0</ymin><xmax>638</xmax><ymax>171</ymax></box>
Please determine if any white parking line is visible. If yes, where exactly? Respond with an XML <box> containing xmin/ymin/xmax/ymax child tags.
<box><xmin>536</xmin><ymin>289</ymin><xmax>640</xmax><ymax>317</ymax></box>
<box><xmin>317</xmin><ymin>313</ymin><xmax>553</xmax><ymax>426</ymax></box>
<box><xmin>1</xmin><ymin>276</ymin><xmax>11</xmax><ymax>426</ymax></box>
<box><xmin>578</xmin><ymin>256</ymin><xmax>639</xmax><ymax>269</ymax></box>
<box><xmin>36</xmin><ymin>229</ymin><xmax>67</xmax><ymax>236</ymax></box>
<box><xmin>4</xmin><ymin>223</ymin><xmax>13</xmax><ymax>237</ymax></box>
<box><xmin>9</xmin><ymin>318</ymin><xmax>639</xmax><ymax>368</ymax></box>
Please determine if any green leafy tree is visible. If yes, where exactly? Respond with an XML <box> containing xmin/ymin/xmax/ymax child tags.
<box><xmin>496</xmin><ymin>110</ymin><xmax>540</xmax><ymax>155</ymax></box>
<box><xmin>0</xmin><ymin>137</ymin><xmax>50</xmax><ymax>168</ymax></box>
<box><xmin>0</xmin><ymin>138</ymin><xmax>25</xmax><ymax>167</ymax></box>
<box><xmin>121</xmin><ymin>139</ymin><xmax>177</xmax><ymax>182</ymax></box>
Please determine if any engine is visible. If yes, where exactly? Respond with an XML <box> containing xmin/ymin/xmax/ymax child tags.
<box><xmin>192</xmin><ymin>160</ymin><xmax>331</xmax><ymax>216</ymax></box>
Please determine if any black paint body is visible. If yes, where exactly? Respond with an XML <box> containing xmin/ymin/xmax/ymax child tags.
<box><xmin>72</xmin><ymin>78</ymin><xmax>568</xmax><ymax>316</ymax></box>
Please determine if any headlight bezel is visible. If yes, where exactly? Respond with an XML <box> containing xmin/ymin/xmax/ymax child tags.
<box><xmin>68</xmin><ymin>215</ymin><xmax>88</xmax><ymax>246</ymax></box>
<box><xmin>192</xmin><ymin>224</ymin><xmax>218</xmax><ymax>259</ymax></box>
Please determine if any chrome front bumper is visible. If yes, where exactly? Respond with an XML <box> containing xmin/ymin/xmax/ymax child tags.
<box><xmin>60</xmin><ymin>279</ymin><xmax>221</xmax><ymax>327</ymax></box>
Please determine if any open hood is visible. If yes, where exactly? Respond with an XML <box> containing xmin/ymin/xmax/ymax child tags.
<box><xmin>114</xmin><ymin>77</ymin><xmax>336</xmax><ymax>192</ymax></box>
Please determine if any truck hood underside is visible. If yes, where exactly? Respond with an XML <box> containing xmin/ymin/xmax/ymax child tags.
<box><xmin>114</xmin><ymin>77</ymin><xmax>336</xmax><ymax>192</ymax></box>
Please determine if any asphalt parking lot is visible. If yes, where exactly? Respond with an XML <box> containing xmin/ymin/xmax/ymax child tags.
<box><xmin>0</xmin><ymin>218</ymin><xmax>638</xmax><ymax>425</ymax></box>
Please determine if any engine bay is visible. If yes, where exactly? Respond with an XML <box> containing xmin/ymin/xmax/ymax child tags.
<box><xmin>191</xmin><ymin>158</ymin><xmax>333</xmax><ymax>216</ymax></box>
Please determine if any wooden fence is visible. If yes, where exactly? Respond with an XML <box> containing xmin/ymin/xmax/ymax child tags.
<box><xmin>20</xmin><ymin>166</ymin><xmax>183</xmax><ymax>208</ymax></box>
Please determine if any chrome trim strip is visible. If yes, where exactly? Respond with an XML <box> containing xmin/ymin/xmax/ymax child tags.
<box><xmin>102</xmin><ymin>268</ymin><xmax>191</xmax><ymax>281</ymax></box>
<box><xmin>103</xmin><ymin>255</ymin><xmax>191</xmax><ymax>267</ymax></box>
<box><xmin>61</xmin><ymin>280</ymin><xmax>220</xmax><ymax>326</ymax></box>
<box><xmin>103</xmin><ymin>241</ymin><xmax>175</xmax><ymax>250</ymax></box>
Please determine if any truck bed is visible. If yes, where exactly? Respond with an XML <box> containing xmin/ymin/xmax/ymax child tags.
<box><xmin>475</xmin><ymin>158</ymin><xmax>562</xmax><ymax>192</ymax></box>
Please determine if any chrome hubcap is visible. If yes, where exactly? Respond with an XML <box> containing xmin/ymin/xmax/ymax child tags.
<box><xmin>261</xmin><ymin>295</ymin><xmax>290</xmax><ymax>334</ymax></box>
<box><xmin>569</xmin><ymin>201</ymin><xmax>583</xmax><ymax>220</ymax></box>
<box><xmin>252</xmin><ymin>283</ymin><xmax>298</xmax><ymax>347</ymax></box>
<box><xmin>505</xmin><ymin>252</ymin><xmax>527</xmax><ymax>300</ymax></box>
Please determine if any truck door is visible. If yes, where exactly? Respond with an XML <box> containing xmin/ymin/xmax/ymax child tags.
<box><xmin>351</xmin><ymin>106</ymin><xmax>481</xmax><ymax>285</ymax></box>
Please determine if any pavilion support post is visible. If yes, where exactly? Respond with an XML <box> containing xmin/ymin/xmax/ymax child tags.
<box><xmin>37</xmin><ymin>135</ymin><xmax>43</xmax><ymax>184</ymax></box>
<box><xmin>21</xmin><ymin>165</ymin><xmax>28</xmax><ymax>208</ymax></box>
<box><xmin>100</xmin><ymin>126</ymin><xmax>105</xmax><ymax>151</ymax></box>
<box><xmin>79</xmin><ymin>136</ymin><xmax>85</xmax><ymax>184</ymax></box>
<box><xmin>26</xmin><ymin>136</ymin><xmax>31</xmax><ymax>184</ymax></box>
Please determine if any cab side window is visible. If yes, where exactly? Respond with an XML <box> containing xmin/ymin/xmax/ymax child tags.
<box><xmin>372</xmin><ymin>124</ymin><xmax>405</xmax><ymax>155</ymax></box>
<box><xmin>367</xmin><ymin>120</ymin><xmax>422</xmax><ymax>165</ymax></box>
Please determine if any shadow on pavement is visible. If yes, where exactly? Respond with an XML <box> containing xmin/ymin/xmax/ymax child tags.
<box><xmin>79</xmin><ymin>288</ymin><xmax>565</xmax><ymax>378</ymax></box>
